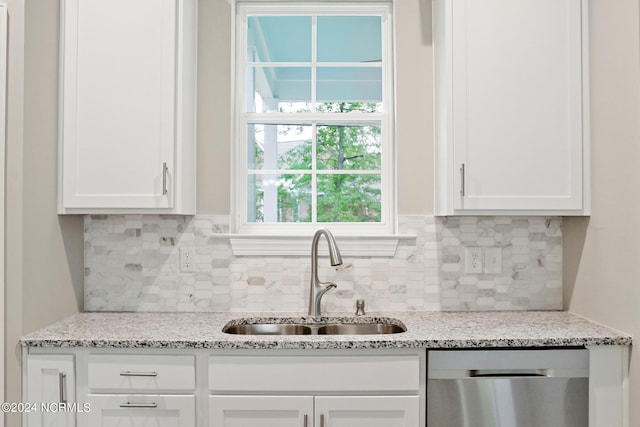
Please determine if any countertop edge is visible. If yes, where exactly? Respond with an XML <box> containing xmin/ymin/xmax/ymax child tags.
<box><xmin>19</xmin><ymin>311</ymin><xmax>633</xmax><ymax>350</ymax></box>
<box><xmin>21</xmin><ymin>336</ymin><xmax>632</xmax><ymax>350</ymax></box>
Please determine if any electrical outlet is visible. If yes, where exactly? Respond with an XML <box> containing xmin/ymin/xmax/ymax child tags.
<box><xmin>465</xmin><ymin>247</ymin><xmax>483</xmax><ymax>274</ymax></box>
<box><xmin>180</xmin><ymin>247</ymin><xmax>196</xmax><ymax>273</ymax></box>
<box><xmin>484</xmin><ymin>247</ymin><xmax>503</xmax><ymax>274</ymax></box>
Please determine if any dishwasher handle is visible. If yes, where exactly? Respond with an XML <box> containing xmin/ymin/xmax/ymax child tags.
<box><xmin>469</xmin><ymin>369</ymin><xmax>548</xmax><ymax>378</ymax></box>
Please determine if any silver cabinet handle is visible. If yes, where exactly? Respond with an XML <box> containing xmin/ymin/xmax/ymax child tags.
<box><xmin>459</xmin><ymin>163</ymin><xmax>465</xmax><ymax>196</ymax></box>
<box><xmin>58</xmin><ymin>372</ymin><xmax>67</xmax><ymax>403</ymax></box>
<box><xmin>162</xmin><ymin>162</ymin><xmax>168</xmax><ymax>195</ymax></box>
<box><xmin>303</xmin><ymin>414</ymin><xmax>308</xmax><ymax>427</ymax></box>
<box><xmin>119</xmin><ymin>402</ymin><xmax>158</xmax><ymax>408</ymax></box>
<box><xmin>320</xmin><ymin>414</ymin><xmax>325</xmax><ymax>427</ymax></box>
<box><xmin>120</xmin><ymin>371</ymin><xmax>158</xmax><ymax>377</ymax></box>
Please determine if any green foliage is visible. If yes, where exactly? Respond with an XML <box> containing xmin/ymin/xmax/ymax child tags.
<box><xmin>254</xmin><ymin>102</ymin><xmax>382</xmax><ymax>223</ymax></box>
<box><xmin>249</xmin><ymin>103</ymin><xmax>382</xmax><ymax>222</ymax></box>
<box><xmin>317</xmin><ymin>174</ymin><xmax>381</xmax><ymax>223</ymax></box>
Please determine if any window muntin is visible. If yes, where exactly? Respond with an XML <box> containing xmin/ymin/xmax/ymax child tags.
<box><xmin>235</xmin><ymin>3</ymin><xmax>394</xmax><ymax>234</ymax></box>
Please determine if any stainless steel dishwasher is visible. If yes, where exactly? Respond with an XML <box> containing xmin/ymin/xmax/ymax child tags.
<box><xmin>427</xmin><ymin>349</ymin><xmax>589</xmax><ymax>427</ymax></box>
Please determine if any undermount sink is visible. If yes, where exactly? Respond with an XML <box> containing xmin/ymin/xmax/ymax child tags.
<box><xmin>316</xmin><ymin>323</ymin><xmax>405</xmax><ymax>335</ymax></box>
<box><xmin>222</xmin><ymin>323</ymin><xmax>312</xmax><ymax>335</ymax></box>
<box><xmin>222</xmin><ymin>318</ymin><xmax>407</xmax><ymax>336</ymax></box>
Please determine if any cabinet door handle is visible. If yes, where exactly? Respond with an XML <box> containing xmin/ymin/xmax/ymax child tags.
<box><xmin>58</xmin><ymin>372</ymin><xmax>67</xmax><ymax>403</ymax></box>
<box><xmin>460</xmin><ymin>163</ymin><xmax>465</xmax><ymax>196</ymax></box>
<box><xmin>303</xmin><ymin>414</ymin><xmax>308</xmax><ymax>427</ymax></box>
<box><xmin>162</xmin><ymin>162</ymin><xmax>168</xmax><ymax>195</ymax></box>
<box><xmin>119</xmin><ymin>402</ymin><xmax>158</xmax><ymax>408</ymax></box>
<box><xmin>320</xmin><ymin>414</ymin><xmax>325</xmax><ymax>427</ymax></box>
<box><xmin>120</xmin><ymin>371</ymin><xmax>158</xmax><ymax>377</ymax></box>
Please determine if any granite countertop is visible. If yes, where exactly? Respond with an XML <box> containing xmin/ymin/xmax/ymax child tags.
<box><xmin>20</xmin><ymin>311</ymin><xmax>631</xmax><ymax>350</ymax></box>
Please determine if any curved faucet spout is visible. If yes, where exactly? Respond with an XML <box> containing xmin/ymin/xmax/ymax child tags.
<box><xmin>308</xmin><ymin>228</ymin><xmax>343</xmax><ymax>317</ymax></box>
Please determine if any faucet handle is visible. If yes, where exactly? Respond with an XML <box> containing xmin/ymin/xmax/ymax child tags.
<box><xmin>355</xmin><ymin>299</ymin><xmax>366</xmax><ymax>316</ymax></box>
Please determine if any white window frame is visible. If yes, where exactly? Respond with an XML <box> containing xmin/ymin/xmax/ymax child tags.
<box><xmin>230</xmin><ymin>1</ymin><xmax>404</xmax><ymax>255</ymax></box>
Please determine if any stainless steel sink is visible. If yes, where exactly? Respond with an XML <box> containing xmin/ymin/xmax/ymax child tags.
<box><xmin>222</xmin><ymin>318</ymin><xmax>407</xmax><ymax>336</ymax></box>
<box><xmin>223</xmin><ymin>323</ymin><xmax>312</xmax><ymax>335</ymax></box>
<box><xmin>317</xmin><ymin>323</ymin><xmax>406</xmax><ymax>335</ymax></box>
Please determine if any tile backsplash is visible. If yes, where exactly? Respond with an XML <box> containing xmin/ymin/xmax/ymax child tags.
<box><xmin>84</xmin><ymin>215</ymin><xmax>562</xmax><ymax>312</ymax></box>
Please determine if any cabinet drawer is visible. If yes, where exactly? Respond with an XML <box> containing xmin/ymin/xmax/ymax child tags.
<box><xmin>209</xmin><ymin>354</ymin><xmax>420</xmax><ymax>393</ymax></box>
<box><xmin>88</xmin><ymin>354</ymin><xmax>195</xmax><ymax>392</ymax></box>
<box><xmin>86</xmin><ymin>394</ymin><xmax>195</xmax><ymax>426</ymax></box>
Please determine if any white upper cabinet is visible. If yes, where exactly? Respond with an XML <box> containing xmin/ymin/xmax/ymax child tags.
<box><xmin>58</xmin><ymin>0</ymin><xmax>196</xmax><ymax>214</ymax></box>
<box><xmin>434</xmin><ymin>0</ymin><xmax>589</xmax><ymax>215</ymax></box>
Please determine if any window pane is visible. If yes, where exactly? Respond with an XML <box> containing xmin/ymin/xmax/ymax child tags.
<box><xmin>248</xmin><ymin>124</ymin><xmax>312</xmax><ymax>170</ymax></box>
<box><xmin>248</xmin><ymin>174</ymin><xmax>312</xmax><ymax>223</ymax></box>
<box><xmin>317</xmin><ymin>125</ymin><xmax>381</xmax><ymax>170</ymax></box>
<box><xmin>317</xmin><ymin>174</ymin><xmax>381</xmax><ymax>222</ymax></box>
<box><xmin>317</xmin><ymin>67</ymin><xmax>382</xmax><ymax>104</ymax></box>
<box><xmin>247</xmin><ymin>16</ymin><xmax>312</xmax><ymax>62</ymax></box>
<box><xmin>317</xmin><ymin>16</ymin><xmax>382</xmax><ymax>63</ymax></box>
<box><xmin>247</xmin><ymin>67</ymin><xmax>312</xmax><ymax>113</ymax></box>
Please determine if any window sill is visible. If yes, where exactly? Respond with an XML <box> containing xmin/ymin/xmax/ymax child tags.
<box><xmin>222</xmin><ymin>234</ymin><xmax>417</xmax><ymax>257</ymax></box>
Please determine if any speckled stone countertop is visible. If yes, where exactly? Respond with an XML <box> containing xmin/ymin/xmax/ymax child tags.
<box><xmin>20</xmin><ymin>311</ymin><xmax>631</xmax><ymax>350</ymax></box>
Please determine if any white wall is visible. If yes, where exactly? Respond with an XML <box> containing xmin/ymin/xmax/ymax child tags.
<box><xmin>4</xmin><ymin>1</ymin><xmax>84</xmax><ymax>425</ymax></box>
<box><xmin>4</xmin><ymin>2</ymin><xmax>25</xmax><ymax>423</ymax></box>
<box><xmin>563</xmin><ymin>1</ymin><xmax>640</xmax><ymax>425</ymax></box>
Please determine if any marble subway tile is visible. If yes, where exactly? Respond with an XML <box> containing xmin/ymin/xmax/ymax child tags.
<box><xmin>84</xmin><ymin>215</ymin><xmax>562</xmax><ymax>312</ymax></box>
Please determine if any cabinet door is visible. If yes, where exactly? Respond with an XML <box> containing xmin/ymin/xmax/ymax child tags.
<box><xmin>85</xmin><ymin>395</ymin><xmax>194</xmax><ymax>427</ymax></box>
<box><xmin>435</xmin><ymin>0</ymin><xmax>587</xmax><ymax>214</ymax></box>
<box><xmin>26</xmin><ymin>354</ymin><xmax>76</xmax><ymax>427</ymax></box>
<box><xmin>315</xmin><ymin>396</ymin><xmax>419</xmax><ymax>427</ymax></box>
<box><xmin>59</xmin><ymin>0</ymin><xmax>192</xmax><ymax>212</ymax></box>
<box><xmin>210</xmin><ymin>396</ymin><xmax>313</xmax><ymax>427</ymax></box>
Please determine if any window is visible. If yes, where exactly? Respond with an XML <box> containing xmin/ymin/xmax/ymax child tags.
<box><xmin>233</xmin><ymin>2</ymin><xmax>395</xmax><ymax>238</ymax></box>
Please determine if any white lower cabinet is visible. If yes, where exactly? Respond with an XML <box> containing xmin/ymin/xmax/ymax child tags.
<box><xmin>25</xmin><ymin>354</ymin><xmax>76</xmax><ymax>427</ymax></box>
<box><xmin>23</xmin><ymin>346</ymin><xmax>627</xmax><ymax>427</ymax></box>
<box><xmin>85</xmin><ymin>395</ymin><xmax>195</xmax><ymax>426</ymax></box>
<box><xmin>209</xmin><ymin>395</ymin><xmax>419</xmax><ymax>427</ymax></box>
<box><xmin>209</xmin><ymin>396</ymin><xmax>313</xmax><ymax>427</ymax></box>
<box><xmin>315</xmin><ymin>396</ymin><xmax>419</xmax><ymax>427</ymax></box>
<box><xmin>208</xmin><ymin>353</ymin><xmax>422</xmax><ymax>427</ymax></box>
<box><xmin>82</xmin><ymin>354</ymin><xmax>196</xmax><ymax>427</ymax></box>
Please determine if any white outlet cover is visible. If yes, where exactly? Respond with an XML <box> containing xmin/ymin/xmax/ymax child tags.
<box><xmin>179</xmin><ymin>247</ymin><xmax>196</xmax><ymax>273</ymax></box>
<box><xmin>464</xmin><ymin>247</ymin><xmax>483</xmax><ymax>274</ymax></box>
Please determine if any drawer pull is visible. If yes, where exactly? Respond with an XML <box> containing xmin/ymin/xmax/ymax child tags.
<box><xmin>59</xmin><ymin>372</ymin><xmax>67</xmax><ymax>403</ymax></box>
<box><xmin>120</xmin><ymin>371</ymin><xmax>158</xmax><ymax>377</ymax></box>
<box><xmin>119</xmin><ymin>402</ymin><xmax>158</xmax><ymax>409</ymax></box>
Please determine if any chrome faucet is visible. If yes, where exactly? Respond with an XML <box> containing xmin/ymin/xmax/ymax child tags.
<box><xmin>308</xmin><ymin>228</ymin><xmax>343</xmax><ymax>317</ymax></box>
